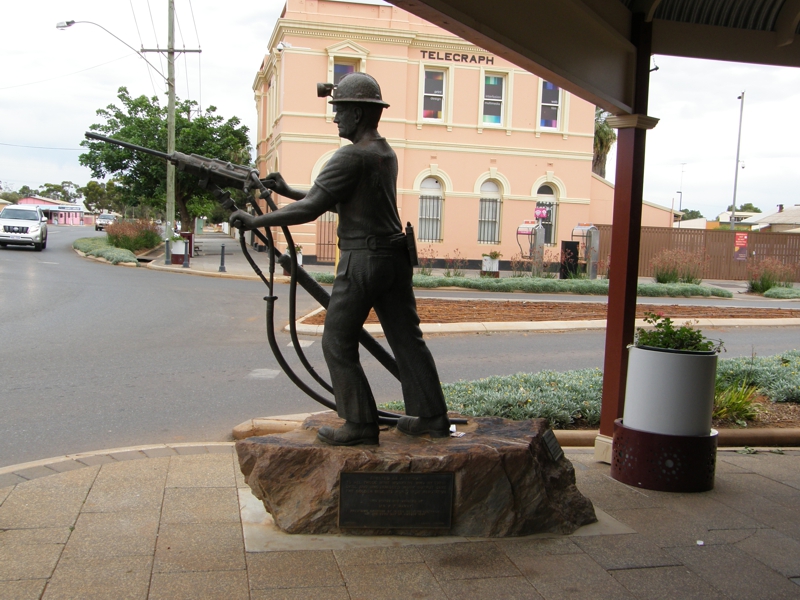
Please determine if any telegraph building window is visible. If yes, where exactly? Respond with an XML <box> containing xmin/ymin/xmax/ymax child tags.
<box><xmin>423</xmin><ymin>70</ymin><xmax>445</xmax><ymax>120</ymax></box>
<box><xmin>332</xmin><ymin>62</ymin><xmax>356</xmax><ymax>112</ymax></box>
<box><xmin>482</xmin><ymin>75</ymin><xmax>505</xmax><ymax>125</ymax></box>
<box><xmin>418</xmin><ymin>177</ymin><xmax>443</xmax><ymax>242</ymax></box>
<box><xmin>478</xmin><ymin>180</ymin><xmax>502</xmax><ymax>243</ymax></box>
<box><xmin>540</xmin><ymin>81</ymin><xmax>561</xmax><ymax>129</ymax></box>
<box><xmin>536</xmin><ymin>184</ymin><xmax>556</xmax><ymax>244</ymax></box>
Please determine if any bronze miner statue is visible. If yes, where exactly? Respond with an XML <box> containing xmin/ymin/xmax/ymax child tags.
<box><xmin>229</xmin><ymin>72</ymin><xmax>450</xmax><ymax>446</ymax></box>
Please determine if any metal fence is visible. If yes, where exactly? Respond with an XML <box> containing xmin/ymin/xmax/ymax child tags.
<box><xmin>596</xmin><ymin>225</ymin><xmax>800</xmax><ymax>281</ymax></box>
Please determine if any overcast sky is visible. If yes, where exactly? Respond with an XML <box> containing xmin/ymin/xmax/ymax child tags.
<box><xmin>2</xmin><ymin>0</ymin><xmax>799</xmax><ymax>221</ymax></box>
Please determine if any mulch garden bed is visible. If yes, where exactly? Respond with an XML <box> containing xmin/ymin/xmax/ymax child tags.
<box><xmin>302</xmin><ymin>299</ymin><xmax>800</xmax><ymax>325</ymax></box>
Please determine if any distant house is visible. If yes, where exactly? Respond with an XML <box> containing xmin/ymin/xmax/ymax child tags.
<box><xmin>748</xmin><ymin>205</ymin><xmax>800</xmax><ymax>233</ymax></box>
<box><xmin>16</xmin><ymin>196</ymin><xmax>86</xmax><ymax>226</ymax></box>
<box><xmin>712</xmin><ymin>210</ymin><xmax>763</xmax><ymax>230</ymax></box>
<box><xmin>672</xmin><ymin>217</ymin><xmax>707</xmax><ymax>230</ymax></box>
<box><xmin>0</xmin><ymin>199</ymin><xmax>12</xmax><ymax>210</ymax></box>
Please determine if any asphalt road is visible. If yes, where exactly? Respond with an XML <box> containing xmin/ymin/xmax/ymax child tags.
<box><xmin>1</xmin><ymin>226</ymin><xmax>798</xmax><ymax>467</ymax></box>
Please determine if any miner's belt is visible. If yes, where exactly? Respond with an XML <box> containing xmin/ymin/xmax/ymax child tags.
<box><xmin>338</xmin><ymin>234</ymin><xmax>406</xmax><ymax>251</ymax></box>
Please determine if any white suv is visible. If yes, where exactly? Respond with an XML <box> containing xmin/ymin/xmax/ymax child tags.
<box><xmin>0</xmin><ymin>205</ymin><xmax>48</xmax><ymax>251</ymax></box>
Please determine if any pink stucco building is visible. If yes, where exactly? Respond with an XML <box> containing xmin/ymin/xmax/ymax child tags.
<box><xmin>16</xmin><ymin>196</ymin><xmax>85</xmax><ymax>226</ymax></box>
<box><xmin>252</xmin><ymin>0</ymin><xmax>674</xmax><ymax>264</ymax></box>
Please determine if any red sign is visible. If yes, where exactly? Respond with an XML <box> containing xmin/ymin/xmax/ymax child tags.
<box><xmin>733</xmin><ymin>232</ymin><xmax>748</xmax><ymax>261</ymax></box>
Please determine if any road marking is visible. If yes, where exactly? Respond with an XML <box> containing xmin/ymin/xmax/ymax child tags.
<box><xmin>287</xmin><ymin>340</ymin><xmax>314</xmax><ymax>348</ymax></box>
<box><xmin>39</xmin><ymin>262</ymin><xmax>59</xmax><ymax>265</ymax></box>
<box><xmin>248</xmin><ymin>369</ymin><xmax>281</xmax><ymax>379</ymax></box>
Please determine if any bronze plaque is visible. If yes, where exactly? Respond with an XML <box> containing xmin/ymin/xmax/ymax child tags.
<box><xmin>339</xmin><ymin>472</ymin><xmax>454</xmax><ymax>529</ymax></box>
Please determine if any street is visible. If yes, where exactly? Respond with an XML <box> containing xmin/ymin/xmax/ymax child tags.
<box><xmin>1</xmin><ymin>226</ymin><xmax>798</xmax><ymax>468</ymax></box>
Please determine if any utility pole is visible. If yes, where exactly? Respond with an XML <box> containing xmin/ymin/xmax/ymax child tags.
<box><xmin>167</xmin><ymin>0</ymin><xmax>176</xmax><ymax>237</ymax></box>
<box><xmin>141</xmin><ymin>0</ymin><xmax>200</xmax><ymax>238</ymax></box>
<box><xmin>731</xmin><ymin>92</ymin><xmax>745</xmax><ymax>230</ymax></box>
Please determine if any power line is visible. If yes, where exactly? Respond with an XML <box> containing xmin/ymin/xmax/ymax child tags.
<box><xmin>0</xmin><ymin>142</ymin><xmax>82</xmax><ymax>151</ymax></box>
<box><xmin>187</xmin><ymin>0</ymin><xmax>202</xmax><ymax>113</ymax></box>
<box><xmin>174</xmin><ymin>5</ymin><xmax>192</xmax><ymax>103</ymax></box>
<box><xmin>0</xmin><ymin>55</ymin><xmax>134</xmax><ymax>91</ymax></box>
<box><xmin>145</xmin><ymin>0</ymin><xmax>166</xmax><ymax>75</ymax></box>
<box><xmin>129</xmin><ymin>0</ymin><xmax>158</xmax><ymax>96</ymax></box>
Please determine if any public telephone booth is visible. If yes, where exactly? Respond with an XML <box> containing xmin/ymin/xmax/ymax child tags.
<box><xmin>571</xmin><ymin>223</ymin><xmax>600</xmax><ymax>279</ymax></box>
<box><xmin>516</xmin><ymin>220</ymin><xmax>545</xmax><ymax>275</ymax></box>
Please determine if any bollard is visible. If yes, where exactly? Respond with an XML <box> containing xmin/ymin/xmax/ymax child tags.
<box><xmin>219</xmin><ymin>244</ymin><xmax>227</xmax><ymax>273</ymax></box>
<box><xmin>165</xmin><ymin>239</ymin><xmax>171</xmax><ymax>265</ymax></box>
<box><xmin>182</xmin><ymin>237</ymin><xmax>190</xmax><ymax>268</ymax></box>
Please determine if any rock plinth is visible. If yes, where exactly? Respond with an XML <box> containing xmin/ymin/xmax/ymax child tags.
<box><xmin>235</xmin><ymin>413</ymin><xmax>596</xmax><ymax>537</ymax></box>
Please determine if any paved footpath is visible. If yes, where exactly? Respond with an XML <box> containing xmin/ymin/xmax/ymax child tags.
<box><xmin>3</xmin><ymin>443</ymin><xmax>800</xmax><ymax>599</ymax></box>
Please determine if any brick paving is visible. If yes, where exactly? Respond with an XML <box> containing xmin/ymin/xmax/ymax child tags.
<box><xmin>3</xmin><ymin>444</ymin><xmax>800</xmax><ymax>598</ymax></box>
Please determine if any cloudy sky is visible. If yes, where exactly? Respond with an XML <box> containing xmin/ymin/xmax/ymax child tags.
<box><xmin>2</xmin><ymin>0</ymin><xmax>799</xmax><ymax>221</ymax></box>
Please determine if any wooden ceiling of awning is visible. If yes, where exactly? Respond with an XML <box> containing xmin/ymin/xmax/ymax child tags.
<box><xmin>388</xmin><ymin>0</ymin><xmax>800</xmax><ymax>114</ymax></box>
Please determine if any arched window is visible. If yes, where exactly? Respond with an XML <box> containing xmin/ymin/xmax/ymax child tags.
<box><xmin>418</xmin><ymin>177</ymin><xmax>443</xmax><ymax>242</ymax></box>
<box><xmin>478</xmin><ymin>180</ymin><xmax>501</xmax><ymax>244</ymax></box>
<box><xmin>536</xmin><ymin>184</ymin><xmax>556</xmax><ymax>244</ymax></box>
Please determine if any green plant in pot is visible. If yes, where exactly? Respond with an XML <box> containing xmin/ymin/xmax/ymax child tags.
<box><xmin>623</xmin><ymin>312</ymin><xmax>724</xmax><ymax>437</ymax></box>
<box><xmin>634</xmin><ymin>311</ymin><xmax>724</xmax><ymax>353</ymax></box>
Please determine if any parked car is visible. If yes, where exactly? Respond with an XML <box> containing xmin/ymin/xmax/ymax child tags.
<box><xmin>0</xmin><ymin>205</ymin><xmax>48</xmax><ymax>251</ymax></box>
<box><xmin>95</xmin><ymin>214</ymin><xmax>117</xmax><ymax>231</ymax></box>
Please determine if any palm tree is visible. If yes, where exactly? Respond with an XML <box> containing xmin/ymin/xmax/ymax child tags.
<box><xmin>593</xmin><ymin>107</ymin><xmax>617</xmax><ymax>179</ymax></box>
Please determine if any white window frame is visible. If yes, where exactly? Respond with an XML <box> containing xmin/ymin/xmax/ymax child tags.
<box><xmin>418</xmin><ymin>177</ymin><xmax>444</xmax><ymax>242</ymax></box>
<box><xmin>536</xmin><ymin>184</ymin><xmax>558</xmax><ymax>245</ymax></box>
<box><xmin>477</xmin><ymin>181</ymin><xmax>502</xmax><ymax>244</ymax></box>
<box><xmin>478</xmin><ymin>69</ymin><xmax>513</xmax><ymax>133</ymax></box>
<box><xmin>539</xmin><ymin>80</ymin><xmax>562</xmax><ymax>131</ymax></box>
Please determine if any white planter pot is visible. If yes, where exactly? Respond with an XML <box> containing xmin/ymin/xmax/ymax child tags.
<box><xmin>172</xmin><ymin>239</ymin><xmax>186</xmax><ymax>255</ymax></box>
<box><xmin>481</xmin><ymin>256</ymin><xmax>499</xmax><ymax>272</ymax></box>
<box><xmin>623</xmin><ymin>346</ymin><xmax>717</xmax><ymax>437</ymax></box>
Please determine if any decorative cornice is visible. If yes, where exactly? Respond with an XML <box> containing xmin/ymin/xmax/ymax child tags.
<box><xmin>606</xmin><ymin>115</ymin><xmax>659</xmax><ymax>130</ymax></box>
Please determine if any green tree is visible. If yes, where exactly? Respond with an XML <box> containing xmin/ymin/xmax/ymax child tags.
<box><xmin>726</xmin><ymin>202</ymin><xmax>762</xmax><ymax>213</ymax></box>
<box><xmin>39</xmin><ymin>181</ymin><xmax>81</xmax><ymax>203</ymax></box>
<box><xmin>79</xmin><ymin>87</ymin><xmax>251</xmax><ymax>232</ymax></box>
<box><xmin>593</xmin><ymin>107</ymin><xmax>617</xmax><ymax>179</ymax></box>
<box><xmin>680</xmin><ymin>208</ymin><xmax>704</xmax><ymax>220</ymax></box>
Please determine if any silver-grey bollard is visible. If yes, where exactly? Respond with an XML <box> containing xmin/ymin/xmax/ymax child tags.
<box><xmin>219</xmin><ymin>244</ymin><xmax>227</xmax><ymax>273</ymax></box>
<box><xmin>165</xmin><ymin>239</ymin><xmax>171</xmax><ymax>265</ymax></box>
<box><xmin>182</xmin><ymin>238</ymin><xmax>190</xmax><ymax>268</ymax></box>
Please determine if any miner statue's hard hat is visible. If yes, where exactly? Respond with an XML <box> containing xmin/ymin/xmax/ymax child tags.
<box><xmin>327</xmin><ymin>72</ymin><xmax>390</xmax><ymax>108</ymax></box>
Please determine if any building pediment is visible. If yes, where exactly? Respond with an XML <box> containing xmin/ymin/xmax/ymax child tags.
<box><xmin>325</xmin><ymin>40</ymin><xmax>370</xmax><ymax>58</ymax></box>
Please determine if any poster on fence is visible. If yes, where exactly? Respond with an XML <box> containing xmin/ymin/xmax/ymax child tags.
<box><xmin>733</xmin><ymin>232</ymin><xmax>748</xmax><ymax>261</ymax></box>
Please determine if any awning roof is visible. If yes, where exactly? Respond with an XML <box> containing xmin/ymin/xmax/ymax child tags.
<box><xmin>388</xmin><ymin>0</ymin><xmax>800</xmax><ymax>113</ymax></box>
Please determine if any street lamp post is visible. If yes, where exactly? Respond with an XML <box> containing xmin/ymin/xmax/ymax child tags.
<box><xmin>731</xmin><ymin>91</ymin><xmax>745</xmax><ymax>230</ymax></box>
<box><xmin>676</xmin><ymin>190</ymin><xmax>683</xmax><ymax>228</ymax></box>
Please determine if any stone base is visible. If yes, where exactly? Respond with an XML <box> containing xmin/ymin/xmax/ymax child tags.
<box><xmin>236</xmin><ymin>412</ymin><xmax>596</xmax><ymax>537</ymax></box>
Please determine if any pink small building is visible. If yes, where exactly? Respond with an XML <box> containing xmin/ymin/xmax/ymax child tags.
<box><xmin>252</xmin><ymin>0</ymin><xmax>674</xmax><ymax>264</ymax></box>
<box><xmin>17</xmin><ymin>196</ymin><xmax>85</xmax><ymax>226</ymax></box>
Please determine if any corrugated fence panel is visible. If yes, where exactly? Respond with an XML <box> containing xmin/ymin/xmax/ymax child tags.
<box><xmin>596</xmin><ymin>225</ymin><xmax>800</xmax><ymax>281</ymax></box>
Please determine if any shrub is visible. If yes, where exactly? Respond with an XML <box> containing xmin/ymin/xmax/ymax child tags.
<box><xmin>747</xmin><ymin>257</ymin><xmax>795</xmax><ymax>294</ymax></box>
<box><xmin>106</xmin><ymin>220</ymin><xmax>162</xmax><ymax>253</ymax></box>
<box><xmin>73</xmin><ymin>238</ymin><xmax>138</xmax><ymax>265</ymax></box>
<box><xmin>649</xmin><ymin>248</ymin><xmax>708</xmax><ymax>284</ymax></box>
<box><xmin>716</xmin><ymin>350</ymin><xmax>800</xmax><ymax>403</ymax></box>
<box><xmin>443</xmin><ymin>248</ymin><xmax>467</xmax><ymax>277</ymax></box>
<box><xmin>713</xmin><ymin>381</ymin><xmax>760</xmax><ymax>426</ymax></box>
<box><xmin>635</xmin><ymin>311</ymin><xmax>724</xmax><ymax>353</ymax></box>
<box><xmin>417</xmin><ymin>246</ymin><xmax>436</xmax><ymax>276</ymax></box>
<box><xmin>378</xmin><ymin>352</ymin><xmax>797</xmax><ymax>428</ymax></box>
<box><xmin>764</xmin><ymin>287</ymin><xmax>800</xmax><ymax>299</ymax></box>
<box><xmin>509</xmin><ymin>253</ymin><xmax>531</xmax><ymax>277</ymax></box>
